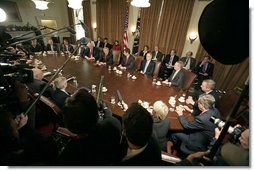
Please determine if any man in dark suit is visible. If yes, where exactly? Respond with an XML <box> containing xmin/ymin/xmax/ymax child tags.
<box><xmin>184</xmin><ymin>79</ymin><xmax>219</xmax><ymax>116</ymax></box>
<box><xmin>119</xmin><ymin>103</ymin><xmax>161</xmax><ymax>165</ymax></box>
<box><xmin>29</xmin><ymin>39</ymin><xmax>42</xmax><ymax>54</ymax></box>
<box><xmin>84</xmin><ymin>42</ymin><xmax>100</xmax><ymax>61</ymax></box>
<box><xmin>139</xmin><ymin>52</ymin><xmax>155</xmax><ymax>76</ymax></box>
<box><xmin>97</xmin><ymin>47</ymin><xmax>114</xmax><ymax>66</ymax></box>
<box><xmin>45</xmin><ymin>39</ymin><xmax>59</xmax><ymax>52</ymax></box>
<box><xmin>118</xmin><ymin>48</ymin><xmax>135</xmax><ymax>70</ymax></box>
<box><xmin>103</xmin><ymin>37</ymin><xmax>112</xmax><ymax>50</ymax></box>
<box><xmin>170</xmin><ymin>94</ymin><xmax>221</xmax><ymax>157</ymax></box>
<box><xmin>61</xmin><ymin>39</ymin><xmax>74</xmax><ymax>54</ymax></box>
<box><xmin>151</xmin><ymin>45</ymin><xmax>163</xmax><ymax>62</ymax></box>
<box><xmin>163</xmin><ymin>61</ymin><xmax>184</xmax><ymax>89</ymax></box>
<box><xmin>180</xmin><ymin>51</ymin><xmax>196</xmax><ymax>71</ymax></box>
<box><xmin>158</xmin><ymin>49</ymin><xmax>179</xmax><ymax>80</ymax></box>
<box><xmin>194</xmin><ymin>55</ymin><xmax>214</xmax><ymax>89</ymax></box>
<box><xmin>94</xmin><ymin>36</ymin><xmax>104</xmax><ymax>48</ymax></box>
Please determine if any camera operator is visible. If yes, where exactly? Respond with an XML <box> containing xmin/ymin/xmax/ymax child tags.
<box><xmin>211</xmin><ymin>126</ymin><xmax>249</xmax><ymax>166</ymax></box>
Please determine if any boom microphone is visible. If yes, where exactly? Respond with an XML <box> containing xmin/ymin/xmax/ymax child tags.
<box><xmin>66</xmin><ymin>27</ymin><xmax>76</xmax><ymax>35</ymax></box>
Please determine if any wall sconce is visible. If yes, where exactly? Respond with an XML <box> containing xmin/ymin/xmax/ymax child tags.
<box><xmin>189</xmin><ymin>32</ymin><xmax>198</xmax><ymax>44</ymax></box>
<box><xmin>0</xmin><ymin>8</ymin><xmax>7</xmax><ymax>22</ymax></box>
<box><xmin>131</xmin><ymin>26</ymin><xmax>136</xmax><ymax>36</ymax></box>
<box><xmin>93</xmin><ymin>23</ymin><xmax>97</xmax><ymax>32</ymax></box>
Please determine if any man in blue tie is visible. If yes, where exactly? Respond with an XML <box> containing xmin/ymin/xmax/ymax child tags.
<box><xmin>139</xmin><ymin>52</ymin><xmax>155</xmax><ymax>76</ymax></box>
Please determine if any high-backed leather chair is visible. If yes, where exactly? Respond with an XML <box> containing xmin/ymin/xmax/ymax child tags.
<box><xmin>182</xmin><ymin>69</ymin><xmax>197</xmax><ymax>91</ymax></box>
<box><xmin>153</xmin><ymin>61</ymin><xmax>162</xmax><ymax>78</ymax></box>
<box><xmin>135</xmin><ymin>56</ymin><xmax>143</xmax><ymax>70</ymax></box>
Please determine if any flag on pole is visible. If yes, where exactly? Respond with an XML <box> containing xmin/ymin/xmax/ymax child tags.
<box><xmin>132</xmin><ymin>17</ymin><xmax>141</xmax><ymax>54</ymax></box>
<box><xmin>123</xmin><ymin>7</ymin><xmax>129</xmax><ymax>49</ymax></box>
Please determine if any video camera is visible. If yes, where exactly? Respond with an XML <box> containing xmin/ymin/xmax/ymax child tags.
<box><xmin>210</xmin><ymin>116</ymin><xmax>245</xmax><ymax>144</ymax></box>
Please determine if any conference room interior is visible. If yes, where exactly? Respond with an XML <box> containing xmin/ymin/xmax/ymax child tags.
<box><xmin>0</xmin><ymin>0</ymin><xmax>249</xmax><ymax>166</ymax></box>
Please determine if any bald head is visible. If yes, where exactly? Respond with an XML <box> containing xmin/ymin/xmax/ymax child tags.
<box><xmin>32</xmin><ymin>68</ymin><xmax>43</xmax><ymax>80</ymax></box>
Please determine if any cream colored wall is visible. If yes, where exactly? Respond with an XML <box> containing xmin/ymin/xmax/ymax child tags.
<box><xmin>181</xmin><ymin>0</ymin><xmax>212</xmax><ymax>58</ymax></box>
<box><xmin>1</xmin><ymin>0</ymin><xmax>70</xmax><ymax>42</ymax></box>
<box><xmin>128</xmin><ymin>6</ymin><xmax>139</xmax><ymax>53</ymax></box>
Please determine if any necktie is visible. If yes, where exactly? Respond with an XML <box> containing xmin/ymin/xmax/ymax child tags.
<box><xmin>125</xmin><ymin>56</ymin><xmax>128</xmax><ymax>65</ymax></box>
<box><xmin>203</xmin><ymin>63</ymin><xmax>207</xmax><ymax>72</ymax></box>
<box><xmin>172</xmin><ymin>71</ymin><xmax>178</xmax><ymax>80</ymax></box>
<box><xmin>90</xmin><ymin>49</ymin><xmax>92</xmax><ymax>58</ymax></box>
<box><xmin>51</xmin><ymin>45</ymin><xmax>54</xmax><ymax>51</ymax></box>
<box><xmin>104</xmin><ymin>55</ymin><xmax>107</xmax><ymax>62</ymax></box>
<box><xmin>143</xmin><ymin>61</ymin><xmax>150</xmax><ymax>73</ymax></box>
<box><xmin>185</xmin><ymin>58</ymin><xmax>189</xmax><ymax>66</ymax></box>
<box><xmin>154</xmin><ymin>52</ymin><xmax>157</xmax><ymax>59</ymax></box>
<box><xmin>97</xmin><ymin>41</ymin><xmax>100</xmax><ymax>47</ymax></box>
<box><xmin>169</xmin><ymin>56</ymin><xmax>173</xmax><ymax>65</ymax></box>
<box><xmin>66</xmin><ymin>45</ymin><xmax>69</xmax><ymax>52</ymax></box>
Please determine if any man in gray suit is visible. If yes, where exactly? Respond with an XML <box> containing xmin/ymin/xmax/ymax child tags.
<box><xmin>162</xmin><ymin>61</ymin><xmax>184</xmax><ymax>88</ymax></box>
<box><xmin>180</xmin><ymin>51</ymin><xmax>196</xmax><ymax>71</ymax></box>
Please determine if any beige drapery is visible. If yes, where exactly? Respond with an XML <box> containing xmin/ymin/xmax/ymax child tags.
<box><xmin>96</xmin><ymin>0</ymin><xmax>127</xmax><ymax>44</ymax></box>
<box><xmin>139</xmin><ymin>0</ymin><xmax>195</xmax><ymax>55</ymax></box>
<box><xmin>195</xmin><ymin>44</ymin><xmax>249</xmax><ymax>91</ymax></box>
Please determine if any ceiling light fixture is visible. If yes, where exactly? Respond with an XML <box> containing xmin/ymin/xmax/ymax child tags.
<box><xmin>67</xmin><ymin>0</ymin><xmax>83</xmax><ymax>9</ymax></box>
<box><xmin>131</xmin><ymin>0</ymin><xmax>150</xmax><ymax>8</ymax></box>
<box><xmin>32</xmin><ymin>0</ymin><xmax>50</xmax><ymax>10</ymax></box>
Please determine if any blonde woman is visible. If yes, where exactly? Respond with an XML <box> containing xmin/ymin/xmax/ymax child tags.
<box><xmin>152</xmin><ymin>100</ymin><xmax>169</xmax><ymax>151</ymax></box>
<box><xmin>51</xmin><ymin>76</ymin><xmax>70</xmax><ymax>109</ymax></box>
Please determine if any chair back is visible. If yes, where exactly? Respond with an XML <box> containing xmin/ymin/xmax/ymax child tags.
<box><xmin>182</xmin><ymin>69</ymin><xmax>197</xmax><ymax>90</ymax></box>
<box><xmin>153</xmin><ymin>61</ymin><xmax>161</xmax><ymax>78</ymax></box>
<box><xmin>135</xmin><ymin>56</ymin><xmax>143</xmax><ymax>70</ymax></box>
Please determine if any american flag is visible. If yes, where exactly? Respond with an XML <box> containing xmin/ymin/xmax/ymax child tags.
<box><xmin>123</xmin><ymin>7</ymin><xmax>129</xmax><ymax>49</ymax></box>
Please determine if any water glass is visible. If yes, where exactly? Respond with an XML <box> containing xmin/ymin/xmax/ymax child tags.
<box><xmin>111</xmin><ymin>96</ymin><xmax>116</xmax><ymax>105</ymax></box>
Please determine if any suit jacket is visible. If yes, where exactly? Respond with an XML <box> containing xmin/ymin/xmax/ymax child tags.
<box><xmin>152</xmin><ymin>118</ymin><xmax>170</xmax><ymax>151</ymax></box>
<box><xmin>103</xmin><ymin>43</ymin><xmax>112</xmax><ymax>50</ymax></box>
<box><xmin>119</xmin><ymin>136</ymin><xmax>161</xmax><ymax>166</ymax></box>
<box><xmin>121</xmin><ymin>55</ymin><xmax>135</xmax><ymax>70</ymax></box>
<box><xmin>178</xmin><ymin>108</ymin><xmax>221</xmax><ymax>154</ymax></box>
<box><xmin>139</xmin><ymin>50</ymin><xmax>148</xmax><ymax>59</ymax></box>
<box><xmin>191</xmin><ymin>90</ymin><xmax>220</xmax><ymax>116</ymax></box>
<box><xmin>168</xmin><ymin>69</ymin><xmax>184</xmax><ymax>88</ymax></box>
<box><xmin>45</xmin><ymin>44</ymin><xmax>59</xmax><ymax>52</ymax></box>
<box><xmin>94</xmin><ymin>40</ymin><xmax>104</xmax><ymax>48</ymax></box>
<box><xmin>162</xmin><ymin>54</ymin><xmax>179</xmax><ymax>68</ymax></box>
<box><xmin>84</xmin><ymin>47</ymin><xmax>100</xmax><ymax>60</ymax></box>
<box><xmin>29</xmin><ymin>44</ymin><xmax>42</xmax><ymax>53</ymax></box>
<box><xmin>151</xmin><ymin>51</ymin><xmax>163</xmax><ymax>62</ymax></box>
<box><xmin>180</xmin><ymin>57</ymin><xmax>196</xmax><ymax>71</ymax></box>
<box><xmin>52</xmin><ymin>88</ymin><xmax>70</xmax><ymax>109</ymax></box>
<box><xmin>61</xmin><ymin>44</ymin><xmax>74</xmax><ymax>53</ymax></box>
<box><xmin>99</xmin><ymin>53</ymin><xmax>114</xmax><ymax>65</ymax></box>
<box><xmin>194</xmin><ymin>62</ymin><xmax>214</xmax><ymax>78</ymax></box>
<box><xmin>139</xmin><ymin>60</ymin><xmax>155</xmax><ymax>76</ymax></box>
<box><xmin>26</xmin><ymin>79</ymin><xmax>53</xmax><ymax>97</ymax></box>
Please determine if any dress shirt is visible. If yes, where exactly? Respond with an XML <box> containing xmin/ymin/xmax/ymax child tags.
<box><xmin>184</xmin><ymin>57</ymin><xmax>191</xmax><ymax>70</ymax></box>
<box><xmin>171</xmin><ymin>70</ymin><xmax>179</xmax><ymax>80</ymax></box>
<box><xmin>143</xmin><ymin>60</ymin><xmax>151</xmax><ymax>73</ymax></box>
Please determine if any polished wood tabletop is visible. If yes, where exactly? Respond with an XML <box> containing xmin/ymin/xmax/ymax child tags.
<box><xmin>37</xmin><ymin>54</ymin><xmax>193</xmax><ymax>130</ymax></box>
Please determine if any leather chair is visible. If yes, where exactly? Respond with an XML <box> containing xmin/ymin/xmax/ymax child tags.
<box><xmin>182</xmin><ymin>69</ymin><xmax>197</xmax><ymax>91</ymax></box>
<box><xmin>153</xmin><ymin>61</ymin><xmax>162</xmax><ymax>78</ymax></box>
<box><xmin>135</xmin><ymin>56</ymin><xmax>143</xmax><ymax>70</ymax></box>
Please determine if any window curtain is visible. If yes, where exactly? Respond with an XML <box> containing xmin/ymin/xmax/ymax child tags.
<box><xmin>83</xmin><ymin>0</ymin><xmax>93</xmax><ymax>39</ymax></box>
<box><xmin>196</xmin><ymin>44</ymin><xmax>249</xmax><ymax>91</ymax></box>
<box><xmin>139</xmin><ymin>0</ymin><xmax>194</xmax><ymax>55</ymax></box>
<box><xmin>96</xmin><ymin>0</ymin><xmax>126</xmax><ymax>44</ymax></box>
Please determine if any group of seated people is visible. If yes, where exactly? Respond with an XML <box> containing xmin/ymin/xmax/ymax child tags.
<box><xmin>0</xmin><ymin>65</ymin><xmax>249</xmax><ymax>166</ymax></box>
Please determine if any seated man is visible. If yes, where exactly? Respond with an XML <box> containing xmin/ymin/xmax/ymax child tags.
<box><xmin>29</xmin><ymin>39</ymin><xmax>42</xmax><ymax>54</ymax></box>
<box><xmin>162</xmin><ymin>61</ymin><xmax>184</xmax><ymax>89</ymax></box>
<box><xmin>139</xmin><ymin>52</ymin><xmax>155</xmax><ymax>76</ymax></box>
<box><xmin>94</xmin><ymin>36</ymin><xmax>104</xmax><ymax>48</ymax></box>
<box><xmin>45</xmin><ymin>39</ymin><xmax>59</xmax><ymax>53</ymax></box>
<box><xmin>158</xmin><ymin>49</ymin><xmax>179</xmax><ymax>80</ymax></box>
<box><xmin>97</xmin><ymin>47</ymin><xmax>113</xmax><ymax>66</ymax></box>
<box><xmin>170</xmin><ymin>94</ymin><xmax>221</xmax><ymax>158</ymax></box>
<box><xmin>103</xmin><ymin>37</ymin><xmax>112</xmax><ymax>50</ymax></box>
<box><xmin>84</xmin><ymin>42</ymin><xmax>100</xmax><ymax>61</ymax></box>
<box><xmin>180</xmin><ymin>51</ymin><xmax>196</xmax><ymax>71</ymax></box>
<box><xmin>118</xmin><ymin>48</ymin><xmax>135</xmax><ymax>70</ymax></box>
<box><xmin>51</xmin><ymin>76</ymin><xmax>70</xmax><ymax>109</ymax></box>
<box><xmin>193</xmin><ymin>55</ymin><xmax>214</xmax><ymax>89</ymax></box>
<box><xmin>58</xmin><ymin>88</ymin><xmax>121</xmax><ymax>165</ymax></box>
<box><xmin>184</xmin><ymin>79</ymin><xmax>219</xmax><ymax>116</ymax></box>
<box><xmin>118</xmin><ymin>103</ymin><xmax>161</xmax><ymax>165</ymax></box>
<box><xmin>26</xmin><ymin>68</ymin><xmax>53</xmax><ymax>97</ymax></box>
<box><xmin>61</xmin><ymin>39</ymin><xmax>74</xmax><ymax>54</ymax></box>
<box><xmin>151</xmin><ymin>45</ymin><xmax>163</xmax><ymax>62</ymax></box>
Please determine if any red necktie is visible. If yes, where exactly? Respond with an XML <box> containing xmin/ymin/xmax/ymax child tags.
<box><xmin>90</xmin><ymin>49</ymin><xmax>92</xmax><ymax>58</ymax></box>
<box><xmin>125</xmin><ymin>56</ymin><xmax>128</xmax><ymax>65</ymax></box>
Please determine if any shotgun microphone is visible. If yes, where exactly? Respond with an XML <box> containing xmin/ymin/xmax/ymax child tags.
<box><xmin>66</xmin><ymin>27</ymin><xmax>76</xmax><ymax>35</ymax></box>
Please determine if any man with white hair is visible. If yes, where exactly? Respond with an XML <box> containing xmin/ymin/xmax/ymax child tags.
<box><xmin>84</xmin><ymin>42</ymin><xmax>99</xmax><ymax>61</ymax></box>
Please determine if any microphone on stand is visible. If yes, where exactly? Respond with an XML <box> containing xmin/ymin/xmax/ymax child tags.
<box><xmin>66</xmin><ymin>27</ymin><xmax>76</xmax><ymax>35</ymax></box>
<box><xmin>39</xmin><ymin>25</ymin><xmax>56</xmax><ymax>30</ymax></box>
<box><xmin>79</xmin><ymin>20</ymin><xmax>89</xmax><ymax>33</ymax></box>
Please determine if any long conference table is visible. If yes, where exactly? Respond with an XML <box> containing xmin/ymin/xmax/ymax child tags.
<box><xmin>37</xmin><ymin>54</ymin><xmax>194</xmax><ymax>131</ymax></box>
